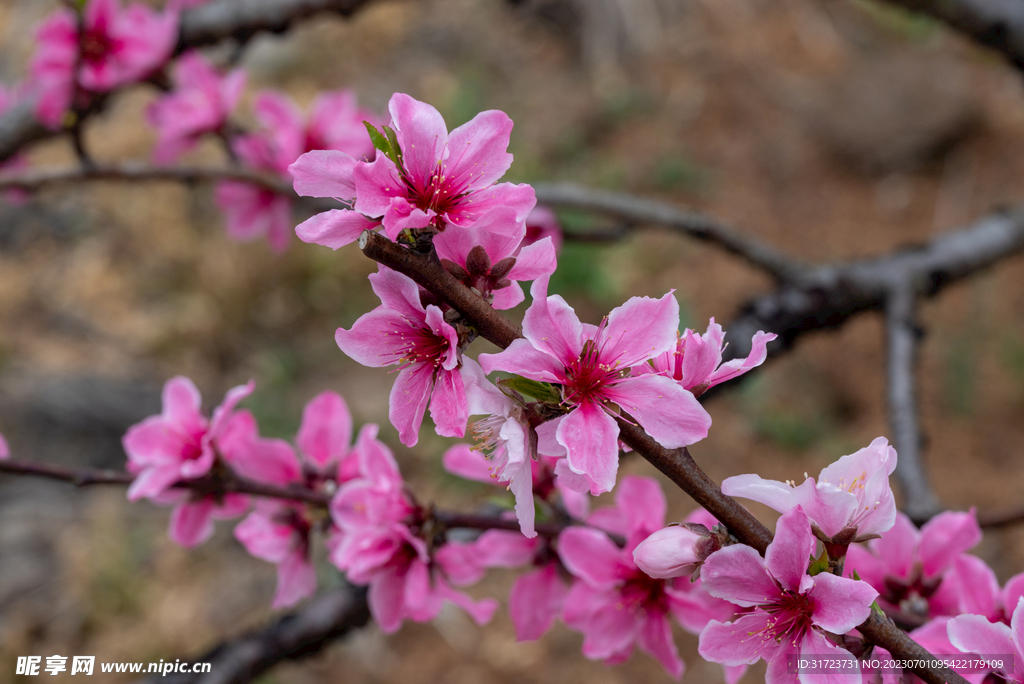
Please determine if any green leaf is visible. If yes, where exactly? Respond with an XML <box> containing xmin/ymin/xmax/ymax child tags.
<box><xmin>364</xmin><ymin>122</ymin><xmax>393</xmax><ymax>159</ymax></box>
<box><xmin>498</xmin><ymin>377</ymin><xmax>561</xmax><ymax>403</ymax></box>
<box><xmin>383</xmin><ymin>125</ymin><xmax>403</xmax><ymax>169</ymax></box>
<box><xmin>807</xmin><ymin>548</ymin><xmax>829</xmax><ymax>576</ymax></box>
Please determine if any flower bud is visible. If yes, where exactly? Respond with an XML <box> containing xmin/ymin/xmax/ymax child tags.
<box><xmin>633</xmin><ymin>522</ymin><xmax>720</xmax><ymax>580</ymax></box>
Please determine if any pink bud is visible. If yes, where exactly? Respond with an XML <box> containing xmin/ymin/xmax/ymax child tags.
<box><xmin>633</xmin><ymin>523</ymin><xmax>718</xmax><ymax>579</ymax></box>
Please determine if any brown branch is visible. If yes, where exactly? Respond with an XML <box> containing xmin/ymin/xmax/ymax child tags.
<box><xmin>533</xmin><ymin>182</ymin><xmax>806</xmax><ymax>281</ymax></box>
<box><xmin>0</xmin><ymin>162</ymin><xmax>291</xmax><ymax>194</ymax></box>
<box><xmin>356</xmin><ymin>228</ymin><xmax>969</xmax><ymax>684</ymax></box>
<box><xmin>0</xmin><ymin>0</ymin><xmax>380</xmax><ymax>163</ymax></box>
<box><xmin>133</xmin><ymin>585</ymin><xmax>371</xmax><ymax>684</ymax></box>
<box><xmin>877</xmin><ymin>0</ymin><xmax>1024</xmax><ymax>72</ymax></box>
<box><xmin>884</xmin><ymin>280</ymin><xmax>942</xmax><ymax>524</ymax></box>
<box><xmin>0</xmin><ymin>458</ymin><xmax>331</xmax><ymax>506</ymax></box>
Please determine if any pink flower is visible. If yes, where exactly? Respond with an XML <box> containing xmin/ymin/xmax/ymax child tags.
<box><xmin>510</xmin><ymin>564</ymin><xmax>570</xmax><ymax>641</ymax></box>
<box><xmin>633</xmin><ymin>508</ymin><xmax>723</xmax><ymax>580</ymax></box>
<box><xmin>522</xmin><ymin>205</ymin><xmax>563</xmax><ymax>254</ymax></box>
<box><xmin>154</xmin><ymin>489</ymin><xmax>249</xmax><ymax>548</ymax></box>
<box><xmin>290</xmin><ymin>92</ymin><xmax>536</xmax><ymax>248</ymax></box>
<box><xmin>722</xmin><ymin>436</ymin><xmax>898</xmax><ymax>542</ymax></box>
<box><xmin>147</xmin><ymin>51</ymin><xmax>245</xmax><ymax>164</ymax></box>
<box><xmin>123</xmin><ymin>376</ymin><xmax>254</xmax><ymax>502</ymax></box>
<box><xmin>559</xmin><ymin>477</ymin><xmax>736</xmax><ymax>679</ymax></box>
<box><xmin>434</xmin><ymin>208</ymin><xmax>557</xmax><ymax>310</ymax></box>
<box><xmin>639</xmin><ymin>318</ymin><xmax>776</xmax><ymax>396</ymax></box>
<box><xmin>330</xmin><ymin>431</ymin><xmax>497</xmax><ymax>632</ymax></box>
<box><xmin>845</xmin><ymin>509</ymin><xmax>981</xmax><ymax>619</ymax></box>
<box><xmin>947</xmin><ymin>597</ymin><xmax>1024</xmax><ymax>683</ymax></box>
<box><xmin>335</xmin><ymin>266</ymin><xmax>468</xmax><ymax>446</ymax></box>
<box><xmin>945</xmin><ymin>555</ymin><xmax>1024</xmax><ymax>624</ymax></box>
<box><xmin>0</xmin><ymin>431</ymin><xmax>9</xmax><ymax>460</ymax></box>
<box><xmin>296</xmin><ymin>390</ymin><xmax>360</xmax><ymax>482</ymax></box>
<box><xmin>29</xmin><ymin>0</ymin><xmax>177</xmax><ymax>129</ymax></box>
<box><xmin>479</xmin><ymin>276</ymin><xmax>711</xmax><ymax>494</ymax></box>
<box><xmin>235</xmin><ymin>500</ymin><xmax>317</xmax><ymax>609</ymax></box>
<box><xmin>698</xmin><ymin>507</ymin><xmax>879</xmax><ymax>684</ymax></box>
<box><xmin>217</xmin><ymin>90</ymin><xmax>377</xmax><ymax>252</ymax></box>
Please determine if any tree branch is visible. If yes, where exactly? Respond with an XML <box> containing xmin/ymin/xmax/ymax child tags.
<box><xmin>877</xmin><ymin>0</ymin><xmax>1024</xmax><ymax>72</ymax></box>
<box><xmin>0</xmin><ymin>0</ymin><xmax>381</xmax><ymax>163</ymax></box>
<box><xmin>0</xmin><ymin>162</ymin><xmax>290</xmax><ymax>194</ymax></box>
<box><xmin>134</xmin><ymin>584</ymin><xmax>371</xmax><ymax>684</ymax></box>
<box><xmin>533</xmin><ymin>182</ymin><xmax>806</xmax><ymax>281</ymax></box>
<box><xmin>884</xmin><ymin>280</ymin><xmax>942</xmax><ymax>523</ymax></box>
<box><xmin>357</xmin><ymin>228</ymin><xmax>969</xmax><ymax>684</ymax></box>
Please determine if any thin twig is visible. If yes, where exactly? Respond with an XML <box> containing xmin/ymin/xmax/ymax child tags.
<box><xmin>885</xmin><ymin>279</ymin><xmax>942</xmax><ymax>523</ymax></box>
<box><xmin>355</xmin><ymin>228</ymin><xmax>970</xmax><ymax>684</ymax></box>
<box><xmin>133</xmin><ymin>585</ymin><xmax>371</xmax><ymax>684</ymax></box>
<box><xmin>534</xmin><ymin>182</ymin><xmax>806</xmax><ymax>281</ymax></box>
<box><xmin>0</xmin><ymin>162</ymin><xmax>290</xmax><ymax>194</ymax></box>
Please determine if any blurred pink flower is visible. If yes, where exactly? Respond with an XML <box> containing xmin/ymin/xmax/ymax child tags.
<box><xmin>948</xmin><ymin>597</ymin><xmax>1024</xmax><ymax>684</ymax></box>
<box><xmin>217</xmin><ymin>90</ymin><xmax>378</xmax><ymax>252</ymax></box>
<box><xmin>29</xmin><ymin>0</ymin><xmax>177</xmax><ymax>128</ymax></box>
<box><xmin>0</xmin><ymin>431</ymin><xmax>9</xmax><ymax>460</ymax></box>
<box><xmin>123</xmin><ymin>375</ymin><xmax>253</xmax><ymax>502</ymax></box>
<box><xmin>147</xmin><ymin>51</ymin><xmax>245</xmax><ymax>164</ymax></box>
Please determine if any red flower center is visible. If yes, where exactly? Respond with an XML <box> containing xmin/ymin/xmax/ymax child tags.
<box><xmin>762</xmin><ymin>590</ymin><xmax>815</xmax><ymax>643</ymax></box>
<box><xmin>563</xmin><ymin>339</ymin><xmax>623</xmax><ymax>406</ymax></box>
<box><xmin>80</xmin><ymin>29</ymin><xmax>115</xmax><ymax>66</ymax></box>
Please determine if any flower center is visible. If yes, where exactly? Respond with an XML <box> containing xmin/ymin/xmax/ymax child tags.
<box><xmin>619</xmin><ymin>570</ymin><xmax>670</xmax><ymax>612</ymax></box>
<box><xmin>563</xmin><ymin>339</ymin><xmax>622</xmax><ymax>406</ymax></box>
<box><xmin>382</xmin><ymin>320</ymin><xmax>451</xmax><ymax>369</ymax></box>
<box><xmin>80</xmin><ymin>29</ymin><xmax>115</xmax><ymax>66</ymax></box>
<box><xmin>761</xmin><ymin>590</ymin><xmax>815</xmax><ymax>643</ymax></box>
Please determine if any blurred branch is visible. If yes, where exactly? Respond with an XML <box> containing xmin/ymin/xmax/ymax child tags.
<box><xmin>134</xmin><ymin>585</ymin><xmax>371</xmax><ymax>684</ymax></box>
<box><xmin>0</xmin><ymin>0</ymin><xmax>380</xmax><ymax>163</ymax></box>
<box><xmin>534</xmin><ymin>182</ymin><xmax>806</xmax><ymax>281</ymax></box>
<box><xmin>879</xmin><ymin>0</ymin><xmax>1024</xmax><ymax>72</ymax></box>
<box><xmin>0</xmin><ymin>458</ymin><xmax>332</xmax><ymax>505</ymax></box>
<box><xmin>0</xmin><ymin>162</ymin><xmax>290</xmax><ymax>193</ymax></box>
<box><xmin>884</xmin><ymin>280</ymin><xmax>941</xmax><ymax>523</ymax></box>
<box><xmin>721</xmin><ymin>206</ymin><xmax>1024</xmax><ymax>361</ymax></box>
<box><xmin>356</xmin><ymin>228</ymin><xmax>970</xmax><ymax>684</ymax></box>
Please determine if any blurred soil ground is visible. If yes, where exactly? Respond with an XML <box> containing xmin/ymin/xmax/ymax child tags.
<box><xmin>1</xmin><ymin>0</ymin><xmax>1024</xmax><ymax>682</ymax></box>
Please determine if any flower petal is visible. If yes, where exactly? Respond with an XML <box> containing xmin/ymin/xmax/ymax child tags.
<box><xmin>807</xmin><ymin>572</ymin><xmax>877</xmax><ymax>634</ymax></box>
<box><xmin>701</xmin><ymin>545</ymin><xmax>778</xmax><ymax>607</ymax></box>
<box><xmin>556</xmin><ymin>401</ymin><xmax>620</xmax><ymax>495</ymax></box>
<box><xmin>602</xmin><ymin>375</ymin><xmax>711</xmax><ymax>448</ymax></box>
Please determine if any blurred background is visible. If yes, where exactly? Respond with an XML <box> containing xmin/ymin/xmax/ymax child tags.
<box><xmin>1</xmin><ymin>0</ymin><xmax>1024</xmax><ymax>682</ymax></box>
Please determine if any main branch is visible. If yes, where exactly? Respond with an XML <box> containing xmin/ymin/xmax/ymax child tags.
<box><xmin>357</xmin><ymin>229</ymin><xmax>969</xmax><ymax>684</ymax></box>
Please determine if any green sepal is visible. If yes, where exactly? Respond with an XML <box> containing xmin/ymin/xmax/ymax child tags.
<box><xmin>363</xmin><ymin>121</ymin><xmax>403</xmax><ymax>168</ymax></box>
<box><xmin>807</xmin><ymin>547</ymin><xmax>829</xmax><ymax>576</ymax></box>
<box><xmin>498</xmin><ymin>377</ymin><xmax>561</xmax><ymax>404</ymax></box>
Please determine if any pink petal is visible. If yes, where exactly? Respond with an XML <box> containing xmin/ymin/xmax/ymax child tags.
<box><xmin>506</xmin><ymin>237</ymin><xmax>557</xmax><ymax>282</ymax></box>
<box><xmin>297</xmin><ymin>391</ymin><xmax>352</xmax><ymax>469</ymax></box>
<box><xmin>721</xmin><ymin>473</ymin><xmax>797</xmax><ymax>515</ymax></box>
<box><xmin>351</xmin><ymin>155</ymin><xmax>405</xmax><ymax>218</ymax></box>
<box><xmin>169</xmin><ymin>498</ymin><xmax>216</xmax><ymax>547</ymax></box>
<box><xmin>446</xmin><ymin>182</ymin><xmax>536</xmax><ymax>228</ymax></box>
<box><xmin>950</xmin><ymin>554</ymin><xmax>1000</xmax><ymax>619</ymax></box>
<box><xmin>369</xmin><ymin>565</ymin><xmax>407</xmax><ymax>634</ymax></box>
<box><xmin>601</xmin><ymin>291</ymin><xmax>680</xmax><ymax>368</ymax></box>
<box><xmin>429</xmin><ymin>367</ymin><xmax>467</xmax><ymax>438</ymax></box>
<box><xmin>475</xmin><ymin>530</ymin><xmax>538</xmax><ymax>567</ymax></box>
<box><xmin>765</xmin><ymin>507</ymin><xmax>815</xmax><ymax>593</ymax></box>
<box><xmin>868</xmin><ymin>512</ymin><xmax>918</xmax><ymax>578</ymax></box>
<box><xmin>388</xmin><ymin>363</ymin><xmax>434</xmax><ymax>447</ymax></box>
<box><xmin>797</xmin><ymin>629</ymin><xmax>860</xmax><ymax>684</ymax></box>
<box><xmin>705</xmin><ymin>330</ymin><xmax>777</xmax><ymax>388</ymax></box>
<box><xmin>919</xmin><ymin>509</ymin><xmax>981</xmax><ymax>578</ymax></box>
<box><xmin>558</xmin><ymin>527</ymin><xmax>630</xmax><ymax>589</ymax></box>
<box><xmin>491</xmin><ymin>282</ymin><xmax>526</xmax><ymax>310</ymax></box>
<box><xmin>638</xmin><ymin>612</ymin><xmax>685</xmax><ymax>679</ymax></box>
<box><xmin>461</xmin><ymin>356</ymin><xmax>513</xmax><ymax>418</ymax></box>
<box><xmin>368</xmin><ymin>264</ymin><xmax>427</xmax><ymax>322</ymax></box>
<box><xmin>701</xmin><ymin>545</ymin><xmax>778</xmax><ymax>607</ymax></box>
<box><xmin>947</xmin><ymin>615</ymin><xmax>1014</xmax><ymax>666</ymax></box>
<box><xmin>218</xmin><ymin>411</ymin><xmax>301</xmax><ymax>484</ymax></box>
<box><xmin>271</xmin><ymin>548</ymin><xmax>317</xmax><ymax>609</ymax></box>
<box><xmin>444</xmin><ymin>109</ymin><xmax>514</xmax><ymax>191</ymax></box>
<box><xmin>477</xmin><ymin>338</ymin><xmax>566</xmax><ymax>383</ymax></box>
<box><xmin>556</xmin><ymin>401</ymin><xmax>620</xmax><ymax>495</ymax></box>
<box><xmin>680</xmin><ymin>322</ymin><xmax>725</xmax><ymax>389</ymax></box>
<box><xmin>161</xmin><ymin>376</ymin><xmax>205</xmax><ymax>436</ymax></box>
<box><xmin>335</xmin><ymin>308</ymin><xmax>412</xmax><ymax>368</ymax></box>
<box><xmin>234</xmin><ymin>508</ymin><xmax>295</xmax><ymax>563</ymax></box>
<box><xmin>387</xmin><ymin>93</ymin><xmax>449</xmax><ymax>185</ymax></box>
<box><xmin>633</xmin><ymin>525</ymin><xmax>705</xmax><ymax>579</ymax></box>
<box><xmin>602</xmin><ymin>375</ymin><xmax>711</xmax><ymax>449</ymax></box>
<box><xmin>699</xmin><ymin>614</ymin><xmax>777</xmax><ymax>665</ymax></box>
<box><xmin>614</xmin><ymin>475</ymin><xmax>667</xmax><ymax>538</ymax></box>
<box><xmin>509</xmin><ymin>565</ymin><xmax>568</xmax><ymax>641</ymax></box>
<box><xmin>807</xmin><ymin>572</ymin><xmax>877</xmax><ymax>633</ymax></box>
<box><xmin>289</xmin><ymin>150</ymin><xmax>358</xmax><ymax>199</ymax></box>
<box><xmin>521</xmin><ymin>275</ymin><xmax>583</xmax><ymax>366</ymax></box>
<box><xmin>0</xmin><ymin>432</ymin><xmax>8</xmax><ymax>460</ymax></box>
<box><xmin>295</xmin><ymin>209</ymin><xmax>377</xmax><ymax>249</ymax></box>
<box><xmin>442</xmin><ymin>443</ymin><xmax>503</xmax><ymax>485</ymax></box>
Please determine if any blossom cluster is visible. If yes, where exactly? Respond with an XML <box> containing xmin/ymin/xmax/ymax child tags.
<box><xmin>7</xmin><ymin>11</ymin><xmax>1014</xmax><ymax>678</ymax></box>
